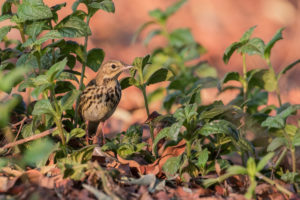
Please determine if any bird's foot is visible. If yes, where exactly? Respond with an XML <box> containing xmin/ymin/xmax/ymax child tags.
<box><xmin>92</xmin><ymin>135</ymin><xmax>105</xmax><ymax>146</ymax></box>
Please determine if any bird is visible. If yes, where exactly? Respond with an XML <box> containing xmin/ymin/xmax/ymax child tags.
<box><xmin>78</xmin><ymin>60</ymin><xmax>133</xmax><ymax>145</ymax></box>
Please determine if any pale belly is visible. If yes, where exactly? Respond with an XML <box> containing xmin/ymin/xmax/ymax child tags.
<box><xmin>83</xmin><ymin>100</ymin><xmax>118</xmax><ymax>122</ymax></box>
<box><xmin>79</xmin><ymin>80</ymin><xmax>122</xmax><ymax>123</ymax></box>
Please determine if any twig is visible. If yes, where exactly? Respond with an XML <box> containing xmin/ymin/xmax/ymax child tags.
<box><xmin>256</xmin><ymin>172</ymin><xmax>293</xmax><ymax>197</ymax></box>
<box><xmin>1</xmin><ymin>128</ymin><xmax>56</xmax><ymax>150</ymax></box>
<box><xmin>7</xmin><ymin>116</ymin><xmax>27</xmax><ymax>154</ymax></box>
<box><xmin>11</xmin><ymin>116</ymin><xmax>28</xmax><ymax>128</ymax></box>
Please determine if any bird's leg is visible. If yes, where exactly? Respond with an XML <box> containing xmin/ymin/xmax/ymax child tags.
<box><xmin>85</xmin><ymin>121</ymin><xmax>90</xmax><ymax>145</ymax></box>
<box><xmin>93</xmin><ymin>122</ymin><xmax>104</xmax><ymax>145</ymax></box>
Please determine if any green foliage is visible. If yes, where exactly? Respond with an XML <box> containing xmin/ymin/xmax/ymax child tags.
<box><xmin>0</xmin><ymin>0</ymin><xmax>299</xmax><ymax>197</ymax></box>
<box><xmin>132</xmin><ymin>0</ymin><xmax>217</xmax><ymax>113</ymax></box>
<box><xmin>0</xmin><ymin>0</ymin><xmax>117</xmax><ymax>178</ymax></box>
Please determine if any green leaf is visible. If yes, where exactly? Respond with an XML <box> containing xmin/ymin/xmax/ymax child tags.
<box><xmin>2</xmin><ymin>1</ymin><xmax>12</xmax><ymax>15</ymax></box>
<box><xmin>198</xmin><ymin>120</ymin><xmax>238</xmax><ymax>140</ymax></box>
<box><xmin>278</xmin><ymin>59</ymin><xmax>300</xmax><ymax>80</ymax></box>
<box><xmin>51</xmin><ymin>3</ymin><xmax>67</xmax><ymax>12</ymax></box>
<box><xmin>256</xmin><ymin>152</ymin><xmax>274</xmax><ymax>172</ymax></box>
<box><xmin>142</xmin><ymin>55</ymin><xmax>151</xmax><ymax>72</ymax></box>
<box><xmin>169</xmin><ymin>28</ymin><xmax>194</xmax><ymax>48</ymax></box>
<box><xmin>174</xmin><ymin>104</ymin><xmax>197</xmax><ymax>122</ymax></box>
<box><xmin>120</xmin><ymin>77</ymin><xmax>138</xmax><ymax>90</ymax></box>
<box><xmin>149</xmin><ymin>9</ymin><xmax>165</xmax><ymax>21</ymax></box>
<box><xmin>199</xmin><ymin>105</ymin><xmax>240</xmax><ymax>120</ymax></box>
<box><xmin>165</xmin><ymin>0</ymin><xmax>187</xmax><ymax>18</ymax></box>
<box><xmin>23</xmin><ymin>138</ymin><xmax>55</xmax><ymax>167</ymax></box>
<box><xmin>240</xmin><ymin>26</ymin><xmax>257</xmax><ymax>42</ymax></box>
<box><xmin>262</xmin><ymin>69</ymin><xmax>277</xmax><ymax>92</ymax></box>
<box><xmin>117</xmin><ymin>144</ymin><xmax>135</xmax><ymax>159</ymax></box>
<box><xmin>60</xmin><ymin>89</ymin><xmax>80</xmax><ymax>111</ymax></box>
<box><xmin>0</xmin><ymin>14</ymin><xmax>11</xmax><ymax>22</ymax></box>
<box><xmin>55</xmin><ymin>81</ymin><xmax>76</xmax><ymax>93</ymax></box>
<box><xmin>55</xmin><ymin>15</ymin><xmax>91</xmax><ymax>38</ymax></box>
<box><xmin>35</xmin><ymin>30</ymin><xmax>63</xmax><ymax>45</ymax></box>
<box><xmin>17</xmin><ymin>0</ymin><xmax>53</xmax><ymax>21</ymax></box>
<box><xmin>46</xmin><ymin>58</ymin><xmax>68</xmax><ymax>82</ymax></box>
<box><xmin>226</xmin><ymin>165</ymin><xmax>247</xmax><ymax>174</ymax></box>
<box><xmin>237</xmin><ymin>37</ymin><xmax>265</xmax><ymax>56</ymax></box>
<box><xmin>264</xmin><ymin>28</ymin><xmax>284</xmax><ymax>60</ymax></box>
<box><xmin>88</xmin><ymin>0</ymin><xmax>115</xmax><ymax>13</ymax></box>
<box><xmin>152</xmin><ymin>127</ymin><xmax>170</xmax><ymax>155</ymax></box>
<box><xmin>218</xmin><ymin>72</ymin><xmax>241</xmax><ymax>90</ymax></box>
<box><xmin>0</xmin><ymin>26</ymin><xmax>12</xmax><ymax>41</ymax></box>
<box><xmin>163</xmin><ymin>156</ymin><xmax>182</xmax><ymax>178</ymax></box>
<box><xmin>261</xmin><ymin>116</ymin><xmax>285</xmax><ymax>129</ymax></box>
<box><xmin>32</xmin><ymin>99</ymin><xmax>56</xmax><ymax>116</ymax></box>
<box><xmin>146</xmin><ymin>68</ymin><xmax>172</xmax><ymax>85</ymax></box>
<box><xmin>293</xmin><ymin>133</ymin><xmax>300</xmax><ymax>146</ymax></box>
<box><xmin>197</xmin><ymin>148</ymin><xmax>209</xmax><ymax>168</ymax></box>
<box><xmin>31</xmin><ymin>84</ymin><xmax>52</xmax><ymax>99</ymax></box>
<box><xmin>246</xmin><ymin>157</ymin><xmax>256</xmax><ymax>177</ymax></box>
<box><xmin>86</xmin><ymin>48</ymin><xmax>105</xmax><ymax>72</ymax></box>
<box><xmin>278</xmin><ymin>105</ymin><xmax>300</xmax><ymax>119</ymax></box>
<box><xmin>25</xmin><ymin>21</ymin><xmax>47</xmax><ymax>39</ymax></box>
<box><xmin>69</xmin><ymin>128</ymin><xmax>86</xmax><ymax>140</ymax></box>
<box><xmin>224</xmin><ymin>42</ymin><xmax>246</xmax><ymax>64</ymax></box>
<box><xmin>0</xmin><ymin>67</ymin><xmax>29</xmax><ymax>92</ymax></box>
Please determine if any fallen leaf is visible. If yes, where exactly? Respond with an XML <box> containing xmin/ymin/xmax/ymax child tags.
<box><xmin>215</xmin><ymin>185</ymin><xmax>225</xmax><ymax>196</ymax></box>
<box><xmin>0</xmin><ymin>176</ymin><xmax>19</xmax><ymax>193</ymax></box>
<box><xmin>26</xmin><ymin>169</ymin><xmax>58</xmax><ymax>189</ymax></box>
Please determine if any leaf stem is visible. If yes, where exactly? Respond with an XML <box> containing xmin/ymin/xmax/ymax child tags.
<box><xmin>75</xmin><ymin>15</ymin><xmax>91</xmax><ymax>127</ymax></box>
<box><xmin>141</xmin><ymin>85</ymin><xmax>150</xmax><ymax>117</ymax></box>
<box><xmin>256</xmin><ymin>172</ymin><xmax>293</xmax><ymax>197</ymax></box>
<box><xmin>242</xmin><ymin>53</ymin><xmax>248</xmax><ymax>110</ymax></box>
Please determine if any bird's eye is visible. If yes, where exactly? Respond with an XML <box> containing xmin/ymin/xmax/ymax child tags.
<box><xmin>111</xmin><ymin>64</ymin><xmax>116</xmax><ymax>69</ymax></box>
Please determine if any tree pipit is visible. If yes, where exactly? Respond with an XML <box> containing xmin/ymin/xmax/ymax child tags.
<box><xmin>78</xmin><ymin>60</ymin><xmax>132</xmax><ymax>144</ymax></box>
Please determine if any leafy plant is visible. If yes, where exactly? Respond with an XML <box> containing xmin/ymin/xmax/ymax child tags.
<box><xmin>219</xmin><ymin>26</ymin><xmax>300</xmax><ymax>183</ymax></box>
<box><xmin>0</xmin><ymin>0</ymin><xmax>115</xmax><ymax>169</ymax></box>
<box><xmin>203</xmin><ymin>153</ymin><xmax>293</xmax><ymax>199</ymax></box>
<box><xmin>132</xmin><ymin>0</ymin><xmax>217</xmax><ymax>112</ymax></box>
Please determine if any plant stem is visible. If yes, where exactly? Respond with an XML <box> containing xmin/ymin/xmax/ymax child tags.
<box><xmin>256</xmin><ymin>172</ymin><xmax>293</xmax><ymax>197</ymax></box>
<box><xmin>186</xmin><ymin>140</ymin><xmax>191</xmax><ymax>159</ymax></box>
<box><xmin>141</xmin><ymin>85</ymin><xmax>150</xmax><ymax>117</ymax></box>
<box><xmin>50</xmin><ymin>86</ymin><xmax>66</xmax><ymax>148</ymax></box>
<box><xmin>242</xmin><ymin>53</ymin><xmax>248</xmax><ymax>111</ymax></box>
<box><xmin>275</xmin><ymin>86</ymin><xmax>282</xmax><ymax>107</ymax></box>
<box><xmin>75</xmin><ymin>15</ymin><xmax>91</xmax><ymax>127</ymax></box>
<box><xmin>274</xmin><ymin>147</ymin><xmax>287</xmax><ymax>171</ymax></box>
<box><xmin>18</xmin><ymin>24</ymin><xmax>26</xmax><ymax>43</ymax></box>
<box><xmin>241</xmin><ymin>53</ymin><xmax>248</xmax><ymax>141</ymax></box>
<box><xmin>54</xmin><ymin>117</ymin><xmax>66</xmax><ymax>155</ymax></box>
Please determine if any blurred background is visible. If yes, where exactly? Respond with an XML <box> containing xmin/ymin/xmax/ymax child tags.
<box><xmin>3</xmin><ymin>0</ymin><xmax>300</xmax><ymax>131</ymax></box>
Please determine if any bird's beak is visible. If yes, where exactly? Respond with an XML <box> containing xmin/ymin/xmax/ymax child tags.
<box><xmin>123</xmin><ymin>65</ymin><xmax>134</xmax><ymax>70</ymax></box>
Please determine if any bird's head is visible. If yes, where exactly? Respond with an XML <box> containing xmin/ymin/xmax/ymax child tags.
<box><xmin>95</xmin><ymin>60</ymin><xmax>132</xmax><ymax>85</ymax></box>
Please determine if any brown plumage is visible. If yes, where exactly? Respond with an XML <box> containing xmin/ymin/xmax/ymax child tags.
<box><xmin>78</xmin><ymin>60</ymin><xmax>132</xmax><ymax>144</ymax></box>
